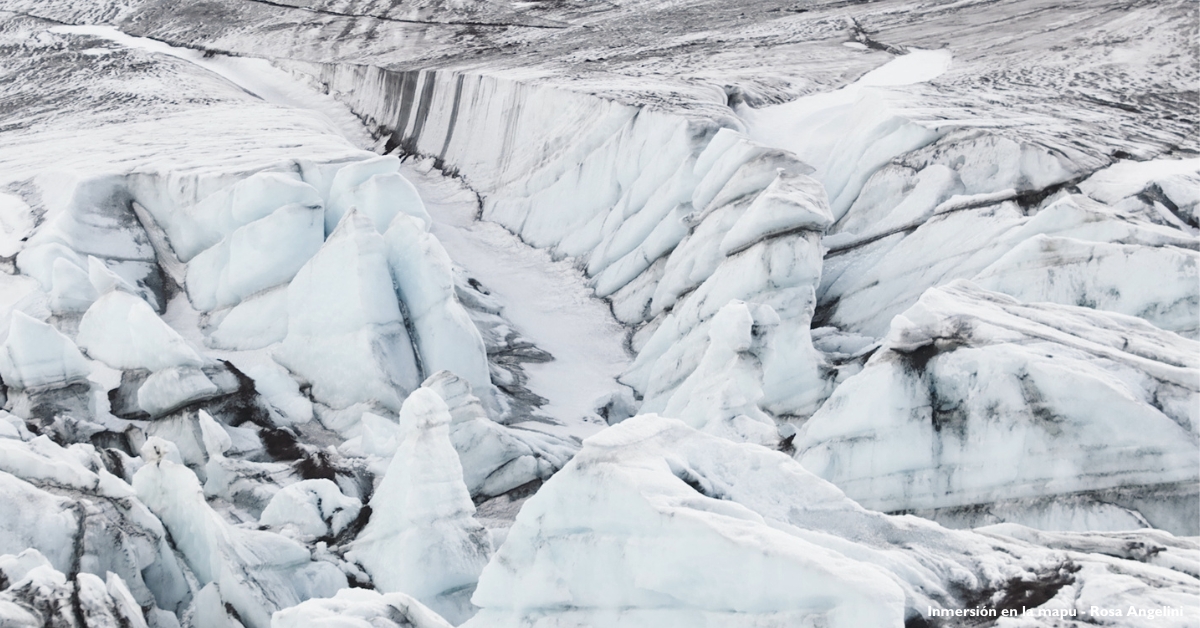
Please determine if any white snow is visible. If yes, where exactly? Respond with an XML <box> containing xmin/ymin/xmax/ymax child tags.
<box><xmin>327</xmin><ymin>156</ymin><xmax>431</xmax><ymax>234</ymax></box>
<box><xmin>403</xmin><ymin>161</ymin><xmax>634</xmax><ymax>432</ymax></box>
<box><xmin>1078</xmin><ymin>157</ymin><xmax>1200</xmax><ymax>205</ymax></box>
<box><xmin>738</xmin><ymin>50</ymin><xmax>952</xmax><ymax>220</ymax></box>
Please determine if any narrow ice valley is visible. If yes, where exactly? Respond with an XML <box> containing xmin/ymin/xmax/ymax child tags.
<box><xmin>0</xmin><ymin>1</ymin><xmax>1196</xmax><ymax>627</ymax></box>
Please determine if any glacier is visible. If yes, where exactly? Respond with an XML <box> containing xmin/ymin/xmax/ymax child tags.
<box><xmin>0</xmin><ymin>0</ymin><xmax>1196</xmax><ymax>626</ymax></box>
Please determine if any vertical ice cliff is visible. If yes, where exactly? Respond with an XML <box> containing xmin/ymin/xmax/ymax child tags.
<box><xmin>290</xmin><ymin>5</ymin><xmax>1199</xmax><ymax>540</ymax></box>
<box><xmin>348</xmin><ymin>388</ymin><xmax>492</xmax><ymax>624</ymax></box>
<box><xmin>275</xmin><ymin>209</ymin><xmax>421</xmax><ymax>425</ymax></box>
<box><xmin>464</xmin><ymin>416</ymin><xmax>1200</xmax><ymax>627</ymax></box>
<box><xmin>308</xmin><ymin>68</ymin><xmax>838</xmax><ymax>425</ymax></box>
<box><xmin>0</xmin><ymin>2</ymin><xmax>1197</xmax><ymax>627</ymax></box>
<box><xmin>795</xmin><ymin>280</ymin><xmax>1200</xmax><ymax>534</ymax></box>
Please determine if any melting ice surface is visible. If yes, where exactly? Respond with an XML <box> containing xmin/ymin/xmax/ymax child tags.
<box><xmin>1</xmin><ymin>3</ymin><xmax>1198</xmax><ymax>628</ymax></box>
<box><xmin>739</xmin><ymin>49</ymin><xmax>953</xmax><ymax>219</ymax></box>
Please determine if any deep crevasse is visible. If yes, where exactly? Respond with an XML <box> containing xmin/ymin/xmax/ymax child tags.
<box><xmin>0</xmin><ymin>7</ymin><xmax>1197</xmax><ymax>628</ymax></box>
<box><xmin>294</xmin><ymin>56</ymin><xmax>1198</xmax><ymax>536</ymax></box>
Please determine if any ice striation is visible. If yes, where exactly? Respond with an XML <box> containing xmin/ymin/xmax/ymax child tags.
<box><xmin>0</xmin><ymin>0</ymin><xmax>1196</xmax><ymax>626</ymax></box>
<box><xmin>273</xmin><ymin>588</ymin><xmax>452</xmax><ymax>628</ymax></box>
<box><xmin>796</xmin><ymin>280</ymin><xmax>1200</xmax><ymax>534</ymax></box>
<box><xmin>348</xmin><ymin>389</ymin><xmax>492</xmax><ymax>624</ymax></box>
<box><xmin>465</xmin><ymin>416</ymin><xmax>1200</xmax><ymax>627</ymax></box>
<box><xmin>134</xmin><ymin>437</ymin><xmax>348</xmax><ymax>628</ymax></box>
<box><xmin>0</xmin><ymin>550</ymin><xmax>151</xmax><ymax>628</ymax></box>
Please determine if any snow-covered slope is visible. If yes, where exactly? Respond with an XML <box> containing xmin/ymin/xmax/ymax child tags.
<box><xmin>0</xmin><ymin>0</ymin><xmax>1196</xmax><ymax>626</ymax></box>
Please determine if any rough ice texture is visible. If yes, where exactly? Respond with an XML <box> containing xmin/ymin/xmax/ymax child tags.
<box><xmin>0</xmin><ymin>5</ymin><xmax>1197</xmax><ymax>627</ymax></box>
<box><xmin>259</xmin><ymin>479</ymin><xmax>362</xmax><ymax>539</ymax></box>
<box><xmin>659</xmin><ymin>300</ymin><xmax>779</xmax><ymax>445</ymax></box>
<box><xmin>0</xmin><ymin>311</ymin><xmax>91</xmax><ymax>390</ymax></box>
<box><xmin>273</xmin><ymin>210</ymin><xmax>420</xmax><ymax>422</ymax></box>
<box><xmin>185</xmin><ymin>201</ymin><xmax>324</xmax><ymax>312</ymax></box>
<box><xmin>272</xmin><ymin>588</ymin><xmax>453</xmax><ymax>628</ymax></box>
<box><xmin>0</xmin><ymin>437</ymin><xmax>195</xmax><ymax>616</ymax></box>
<box><xmin>383</xmin><ymin>214</ymin><xmax>496</xmax><ymax>409</ymax></box>
<box><xmin>348</xmin><ymin>388</ymin><xmax>491</xmax><ymax>624</ymax></box>
<box><xmin>78</xmin><ymin>291</ymin><xmax>205</xmax><ymax>371</ymax></box>
<box><xmin>423</xmin><ymin>370</ymin><xmax>573</xmax><ymax>498</ymax></box>
<box><xmin>326</xmin><ymin>155</ymin><xmax>431</xmax><ymax>234</ymax></box>
<box><xmin>820</xmin><ymin>194</ymin><xmax>1199</xmax><ymax>339</ymax></box>
<box><xmin>466</xmin><ymin>415</ymin><xmax>1200</xmax><ymax>627</ymax></box>
<box><xmin>313</xmin><ymin>69</ymin><xmax>835</xmax><ymax>421</ymax></box>
<box><xmin>0</xmin><ymin>551</ymin><xmax>150</xmax><ymax>628</ymax></box>
<box><xmin>134</xmin><ymin>438</ymin><xmax>347</xmax><ymax>628</ymax></box>
<box><xmin>796</xmin><ymin>281</ymin><xmax>1200</xmax><ymax>534</ymax></box>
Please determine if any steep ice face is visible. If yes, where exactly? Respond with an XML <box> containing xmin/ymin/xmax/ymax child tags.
<box><xmin>142</xmin><ymin>171</ymin><xmax>325</xmax><ymax>265</ymax></box>
<box><xmin>0</xmin><ymin>4</ymin><xmax>1198</xmax><ymax>627</ymax></box>
<box><xmin>383</xmin><ymin>214</ymin><xmax>496</xmax><ymax>410</ymax></box>
<box><xmin>466</xmin><ymin>415</ymin><xmax>1200</xmax><ymax>627</ymax></box>
<box><xmin>659</xmin><ymin>301</ymin><xmax>779</xmax><ymax>445</ymax></box>
<box><xmin>740</xmin><ymin>49</ymin><xmax>951</xmax><ymax>220</ymax></box>
<box><xmin>819</xmin><ymin>193</ymin><xmax>1199</xmax><ymax>338</ymax></box>
<box><xmin>16</xmin><ymin>176</ymin><xmax>164</xmax><ymax>312</ymax></box>
<box><xmin>315</xmin><ymin>69</ymin><xmax>836</xmax><ymax>423</ymax></box>
<box><xmin>0</xmin><ymin>311</ymin><xmax>91</xmax><ymax>390</ymax></box>
<box><xmin>423</xmin><ymin>370</ymin><xmax>572</xmax><ymax>498</ymax></box>
<box><xmin>274</xmin><ymin>210</ymin><xmax>420</xmax><ymax>425</ymax></box>
<box><xmin>134</xmin><ymin>438</ymin><xmax>347</xmax><ymax>628</ymax></box>
<box><xmin>466</xmin><ymin>416</ymin><xmax>907</xmax><ymax>628</ymax></box>
<box><xmin>348</xmin><ymin>388</ymin><xmax>492</xmax><ymax>624</ymax></box>
<box><xmin>78</xmin><ymin>291</ymin><xmax>205</xmax><ymax>372</ymax></box>
<box><xmin>796</xmin><ymin>281</ymin><xmax>1199</xmax><ymax>534</ymax></box>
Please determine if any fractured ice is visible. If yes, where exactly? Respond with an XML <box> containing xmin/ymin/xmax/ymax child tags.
<box><xmin>0</xmin><ymin>0</ymin><xmax>1196</xmax><ymax>626</ymax></box>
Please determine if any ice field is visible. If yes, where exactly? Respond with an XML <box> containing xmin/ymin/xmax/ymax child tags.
<box><xmin>0</xmin><ymin>0</ymin><xmax>1196</xmax><ymax>626</ymax></box>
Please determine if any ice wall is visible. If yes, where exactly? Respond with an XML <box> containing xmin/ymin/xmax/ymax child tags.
<box><xmin>795</xmin><ymin>280</ymin><xmax>1200</xmax><ymax>535</ymax></box>
<box><xmin>304</xmin><ymin>65</ymin><xmax>838</xmax><ymax>425</ymax></box>
<box><xmin>299</xmin><ymin>60</ymin><xmax>1200</xmax><ymax>539</ymax></box>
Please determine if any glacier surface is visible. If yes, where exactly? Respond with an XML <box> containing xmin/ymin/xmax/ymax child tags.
<box><xmin>0</xmin><ymin>0</ymin><xmax>1195</xmax><ymax>626</ymax></box>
